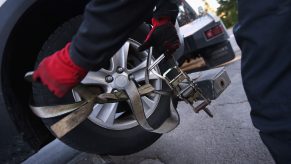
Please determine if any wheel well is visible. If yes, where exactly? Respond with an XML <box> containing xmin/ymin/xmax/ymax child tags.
<box><xmin>1</xmin><ymin>0</ymin><xmax>89</xmax><ymax>150</ymax></box>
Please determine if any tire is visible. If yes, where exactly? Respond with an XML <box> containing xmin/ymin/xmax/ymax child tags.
<box><xmin>32</xmin><ymin>16</ymin><xmax>176</xmax><ymax>155</ymax></box>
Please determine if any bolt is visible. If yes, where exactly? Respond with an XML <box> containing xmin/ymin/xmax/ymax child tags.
<box><xmin>128</xmin><ymin>74</ymin><xmax>135</xmax><ymax>80</ymax></box>
<box><xmin>105</xmin><ymin>75</ymin><xmax>113</xmax><ymax>83</ymax></box>
<box><xmin>116</xmin><ymin>66</ymin><xmax>124</xmax><ymax>73</ymax></box>
<box><xmin>112</xmin><ymin>89</ymin><xmax>119</xmax><ymax>93</ymax></box>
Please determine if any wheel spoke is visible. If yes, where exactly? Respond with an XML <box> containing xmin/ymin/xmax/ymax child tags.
<box><xmin>90</xmin><ymin>104</ymin><xmax>103</xmax><ymax>118</ymax></box>
<box><xmin>148</xmin><ymin>70</ymin><xmax>160</xmax><ymax>80</ymax></box>
<box><xmin>77</xmin><ymin>40</ymin><xmax>162</xmax><ymax>130</ymax></box>
<box><xmin>111</xmin><ymin>41</ymin><xmax>130</xmax><ymax>70</ymax></box>
<box><xmin>115</xmin><ymin>112</ymin><xmax>125</xmax><ymax>119</ymax></box>
<box><xmin>81</xmin><ymin>69</ymin><xmax>108</xmax><ymax>86</ymax></box>
<box><xmin>141</xmin><ymin>96</ymin><xmax>156</xmax><ymax>110</ymax></box>
<box><xmin>132</xmin><ymin>69</ymin><xmax>160</xmax><ymax>82</ymax></box>
<box><xmin>96</xmin><ymin>103</ymin><xmax>118</xmax><ymax>125</ymax></box>
<box><xmin>128</xmin><ymin>60</ymin><xmax>147</xmax><ymax>74</ymax></box>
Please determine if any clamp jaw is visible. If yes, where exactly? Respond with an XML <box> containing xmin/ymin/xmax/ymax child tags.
<box><xmin>163</xmin><ymin>66</ymin><xmax>212</xmax><ymax>117</ymax></box>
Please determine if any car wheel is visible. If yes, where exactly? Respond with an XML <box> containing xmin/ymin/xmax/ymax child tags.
<box><xmin>32</xmin><ymin>16</ymin><xmax>176</xmax><ymax>155</ymax></box>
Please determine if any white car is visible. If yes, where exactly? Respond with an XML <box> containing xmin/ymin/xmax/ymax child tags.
<box><xmin>177</xmin><ymin>1</ymin><xmax>235</xmax><ymax>70</ymax></box>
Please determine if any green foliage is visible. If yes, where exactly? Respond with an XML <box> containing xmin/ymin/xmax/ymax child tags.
<box><xmin>216</xmin><ymin>0</ymin><xmax>238</xmax><ymax>28</ymax></box>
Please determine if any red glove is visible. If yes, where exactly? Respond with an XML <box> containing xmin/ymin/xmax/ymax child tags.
<box><xmin>33</xmin><ymin>43</ymin><xmax>88</xmax><ymax>98</ymax></box>
<box><xmin>138</xmin><ymin>17</ymin><xmax>180</xmax><ymax>55</ymax></box>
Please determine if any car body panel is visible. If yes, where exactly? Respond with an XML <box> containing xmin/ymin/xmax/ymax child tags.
<box><xmin>0</xmin><ymin>1</ymin><xmax>41</xmax><ymax>143</ymax></box>
<box><xmin>181</xmin><ymin>13</ymin><xmax>230</xmax><ymax>54</ymax></box>
<box><xmin>0</xmin><ymin>0</ymin><xmax>40</xmax><ymax>162</ymax></box>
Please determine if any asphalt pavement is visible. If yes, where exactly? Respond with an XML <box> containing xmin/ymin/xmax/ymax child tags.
<box><xmin>111</xmin><ymin>60</ymin><xmax>274</xmax><ymax>164</ymax></box>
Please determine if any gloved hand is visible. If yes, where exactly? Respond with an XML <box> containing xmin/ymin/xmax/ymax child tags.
<box><xmin>33</xmin><ymin>43</ymin><xmax>88</xmax><ymax>98</ymax></box>
<box><xmin>138</xmin><ymin>16</ymin><xmax>180</xmax><ymax>55</ymax></box>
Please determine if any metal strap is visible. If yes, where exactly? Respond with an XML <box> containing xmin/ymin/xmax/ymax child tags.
<box><xmin>153</xmin><ymin>90</ymin><xmax>173</xmax><ymax>96</ymax></box>
<box><xmin>50</xmin><ymin>101</ymin><xmax>95</xmax><ymax>138</ymax></box>
<box><xmin>49</xmin><ymin>85</ymin><xmax>102</xmax><ymax>138</ymax></box>
<box><xmin>148</xmin><ymin>54</ymin><xmax>165</xmax><ymax>71</ymax></box>
<box><xmin>125</xmin><ymin>81</ymin><xmax>179</xmax><ymax>134</ymax></box>
<box><xmin>28</xmin><ymin>83</ymin><xmax>156</xmax><ymax>138</ymax></box>
<box><xmin>30</xmin><ymin>84</ymin><xmax>155</xmax><ymax>119</ymax></box>
<box><xmin>30</xmin><ymin>101</ymin><xmax>86</xmax><ymax>118</ymax></box>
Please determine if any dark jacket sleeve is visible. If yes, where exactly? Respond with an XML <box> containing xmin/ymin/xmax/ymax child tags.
<box><xmin>69</xmin><ymin>0</ymin><xmax>179</xmax><ymax>70</ymax></box>
<box><xmin>70</xmin><ymin>0</ymin><xmax>157</xmax><ymax>70</ymax></box>
<box><xmin>153</xmin><ymin>0</ymin><xmax>179</xmax><ymax>23</ymax></box>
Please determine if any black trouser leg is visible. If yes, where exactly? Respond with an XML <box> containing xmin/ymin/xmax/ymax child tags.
<box><xmin>235</xmin><ymin>0</ymin><xmax>291</xmax><ymax>162</ymax></box>
<box><xmin>260</xmin><ymin>132</ymin><xmax>291</xmax><ymax>163</ymax></box>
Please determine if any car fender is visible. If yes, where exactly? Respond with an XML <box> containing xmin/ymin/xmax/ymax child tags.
<box><xmin>0</xmin><ymin>0</ymin><xmax>39</xmax><ymax>161</ymax></box>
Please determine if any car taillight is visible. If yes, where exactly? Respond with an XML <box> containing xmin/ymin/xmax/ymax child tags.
<box><xmin>204</xmin><ymin>25</ymin><xmax>224</xmax><ymax>40</ymax></box>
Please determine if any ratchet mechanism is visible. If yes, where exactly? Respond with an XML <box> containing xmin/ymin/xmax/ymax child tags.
<box><xmin>25</xmin><ymin>47</ymin><xmax>230</xmax><ymax>138</ymax></box>
<box><xmin>147</xmin><ymin>52</ymin><xmax>213</xmax><ymax>117</ymax></box>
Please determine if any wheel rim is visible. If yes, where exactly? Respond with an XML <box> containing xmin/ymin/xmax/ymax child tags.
<box><xmin>72</xmin><ymin>39</ymin><xmax>162</xmax><ymax>130</ymax></box>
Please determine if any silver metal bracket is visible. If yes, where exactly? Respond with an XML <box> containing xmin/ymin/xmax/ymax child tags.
<box><xmin>147</xmin><ymin>53</ymin><xmax>214</xmax><ymax>117</ymax></box>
